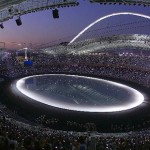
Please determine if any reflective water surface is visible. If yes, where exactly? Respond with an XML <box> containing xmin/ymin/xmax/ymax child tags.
<box><xmin>16</xmin><ymin>74</ymin><xmax>144</xmax><ymax>112</ymax></box>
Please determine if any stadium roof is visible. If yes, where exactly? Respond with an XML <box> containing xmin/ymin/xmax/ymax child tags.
<box><xmin>0</xmin><ymin>0</ymin><xmax>25</xmax><ymax>9</ymax></box>
<box><xmin>0</xmin><ymin>0</ymin><xmax>149</xmax><ymax>23</ymax></box>
<box><xmin>0</xmin><ymin>0</ymin><xmax>79</xmax><ymax>22</ymax></box>
<box><xmin>40</xmin><ymin>34</ymin><xmax>150</xmax><ymax>55</ymax></box>
<box><xmin>90</xmin><ymin>0</ymin><xmax>150</xmax><ymax>6</ymax></box>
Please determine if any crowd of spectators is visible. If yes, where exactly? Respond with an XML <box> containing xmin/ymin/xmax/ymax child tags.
<box><xmin>1</xmin><ymin>45</ymin><xmax>150</xmax><ymax>149</ymax></box>
<box><xmin>1</xmin><ymin>107</ymin><xmax>150</xmax><ymax>150</ymax></box>
<box><xmin>0</xmin><ymin>50</ymin><xmax>150</xmax><ymax>88</ymax></box>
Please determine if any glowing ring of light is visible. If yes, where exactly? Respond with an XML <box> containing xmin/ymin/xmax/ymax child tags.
<box><xmin>16</xmin><ymin>74</ymin><xmax>144</xmax><ymax>112</ymax></box>
<box><xmin>69</xmin><ymin>12</ymin><xmax>150</xmax><ymax>44</ymax></box>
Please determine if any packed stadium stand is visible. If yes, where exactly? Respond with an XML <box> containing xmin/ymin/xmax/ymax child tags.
<box><xmin>0</xmin><ymin>34</ymin><xmax>150</xmax><ymax>149</ymax></box>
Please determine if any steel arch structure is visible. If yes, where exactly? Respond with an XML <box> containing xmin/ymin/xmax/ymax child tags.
<box><xmin>0</xmin><ymin>0</ymin><xmax>26</xmax><ymax>10</ymax></box>
<box><xmin>89</xmin><ymin>0</ymin><xmax>150</xmax><ymax>6</ymax></box>
<box><xmin>0</xmin><ymin>0</ymin><xmax>149</xmax><ymax>23</ymax></box>
<box><xmin>69</xmin><ymin>12</ymin><xmax>150</xmax><ymax>44</ymax></box>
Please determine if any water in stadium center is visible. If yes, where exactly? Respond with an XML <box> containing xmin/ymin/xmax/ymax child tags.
<box><xmin>16</xmin><ymin>74</ymin><xmax>144</xmax><ymax>112</ymax></box>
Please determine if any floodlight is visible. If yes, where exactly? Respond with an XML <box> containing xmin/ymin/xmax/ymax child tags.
<box><xmin>16</xmin><ymin>17</ymin><xmax>22</xmax><ymax>26</ymax></box>
<box><xmin>52</xmin><ymin>9</ymin><xmax>59</xmax><ymax>19</ymax></box>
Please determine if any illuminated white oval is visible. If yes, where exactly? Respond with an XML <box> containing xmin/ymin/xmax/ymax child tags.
<box><xmin>16</xmin><ymin>74</ymin><xmax>144</xmax><ymax>112</ymax></box>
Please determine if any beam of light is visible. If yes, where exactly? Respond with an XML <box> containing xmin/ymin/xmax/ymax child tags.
<box><xmin>69</xmin><ymin>12</ymin><xmax>150</xmax><ymax>44</ymax></box>
<box><xmin>16</xmin><ymin>74</ymin><xmax>144</xmax><ymax>113</ymax></box>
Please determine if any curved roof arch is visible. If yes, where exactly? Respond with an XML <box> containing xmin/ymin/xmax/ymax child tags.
<box><xmin>0</xmin><ymin>0</ymin><xmax>149</xmax><ymax>23</ymax></box>
<box><xmin>89</xmin><ymin>0</ymin><xmax>150</xmax><ymax>6</ymax></box>
<box><xmin>69</xmin><ymin>12</ymin><xmax>150</xmax><ymax>44</ymax></box>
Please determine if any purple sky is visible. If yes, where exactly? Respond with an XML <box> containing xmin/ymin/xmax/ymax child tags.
<box><xmin>0</xmin><ymin>1</ymin><xmax>150</xmax><ymax>49</ymax></box>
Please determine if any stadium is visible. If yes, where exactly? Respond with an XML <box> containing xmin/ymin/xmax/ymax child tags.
<box><xmin>0</xmin><ymin>0</ymin><xmax>150</xmax><ymax>150</ymax></box>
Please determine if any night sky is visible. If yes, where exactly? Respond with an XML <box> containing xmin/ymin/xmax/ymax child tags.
<box><xmin>0</xmin><ymin>1</ymin><xmax>150</xmax><ymax>49</ymax></box>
